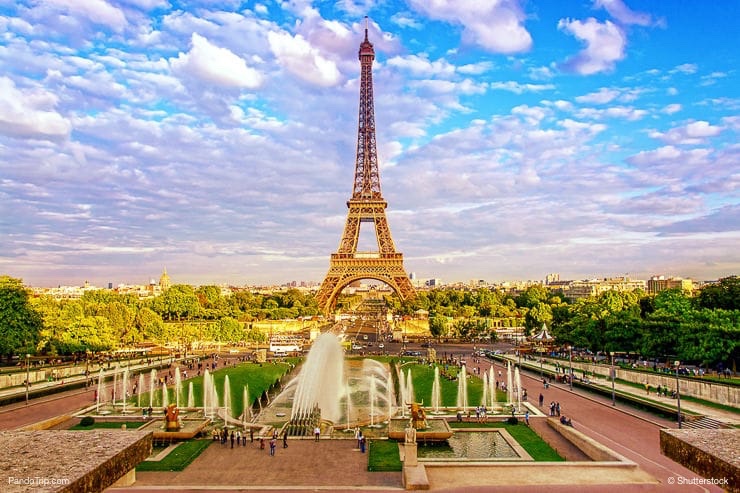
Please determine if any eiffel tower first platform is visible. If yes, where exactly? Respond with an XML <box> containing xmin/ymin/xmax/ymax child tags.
<box><xmin>315</xmin><ymin>22</ymin><xmax>415</xmax><ymax>314</ymax></box>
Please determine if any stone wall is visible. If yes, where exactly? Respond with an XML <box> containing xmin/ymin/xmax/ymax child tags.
<box><xmin>0</xmin><ymin>430</ymin><xmax>152</xmax><ymax>493</ymax></box>
<box><xmin>660</xmin><ymin>428</ymin><xmax>739</xmax><ymax>493</ymax></box>
<box><xmin>565</xmin><ymin>361</ymin><xmax>739</xmax><ymax>406</ymax></box>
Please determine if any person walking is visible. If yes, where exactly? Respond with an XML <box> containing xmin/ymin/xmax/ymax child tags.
<box><xmin>283</xmin><ymin>430</ymin><xmax>288</xmax><ymax>448</ymax></box>
<box><xmin>538</xmin><ymin>393</ymin><xmax>544</xmax><ymax>407</ymax></box>
<box><xmin>524</xmin><ymin>410</ymin><xmax>530</xmax><ymax>426</ymax></box>
<box><xmin>230</xmin><ymin>431</ymin><xmax>235</xmax><ymax>449</ymax></box>
<box><xmin>314</xmin><ymin>426</ymin><xmax>320</xmax><ymax>442</ymax></box>
<box><xmin>269</xmin><ymin>437</ymin><xmax>276</xmax><ymax>456</ymax></box>
<box><xmin>249</xmin><ymin>427</ymin><xmax>254</xmax><ymax>443</ymax></box>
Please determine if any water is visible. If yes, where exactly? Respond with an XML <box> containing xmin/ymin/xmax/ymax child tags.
<box><xmin>187</xmin><ymin>382</ymin><xmax>194</xmax><ymax>408</ymax></box>
<box><xmin>507</xmin><ymin>362</ymin><xmax>513</xmax><ymax>406</ymax></box>
<box><xmin>418</xmin><ymin>431</ymin><xmax>520</xmax><ymax>460</ymax></box>
<box><xmin>137</xmin><ymin>373</ymin><xmax>145</xmax><ymax>408</ymax></box>
<box><xmin>488</xmin><ymin>367</ymin><xmax>496</xmax><ymax>407</ymax></box>
<box><xmin>515</xmin><ymin>367</ymin><xmax>522</xmax><ymax>412</ymax></box>
<box><xmin>431</xmin><ymin>367</ymin><xmax>442</xmax><ymax>412</ymax></box>
<box><xmin>162</xmin><ymin>382</ymin><xmax>168</xmax><ymax>408</ymax></box>
<box><xmin>112</xmin><ymin>368</ymin><xmax>118</xmax><ymax>407</ymax></box>
<box><xmin>174</xmin><ymin>368</ymin><xmax>182</xmax><ymax>408</ymax></box>
<box><xmin>481</xmin><ymin>372</ymin><xmax>489</xmax><ymax>407</ymax></box>
<box><xmin>121</xmin><ymin>367</ymin><xmax>129</xmax><ymax>413</ymax></box>
<box><xmin>456</xmin><ymin>365</ymin><xmax>468</xmax><ymax>410</ymax></box>
<box><xmin>291</xmin><ymin>333</ymin><xmax>344</xmax><ymax>422</ymax></box>
<box><xmin>149</xmin><ymin>369</ymin><xmax>157</xmax><ymax>409</ymax></box>
<box><xmin>242</xmin><ymin>385</ymin><xmax>250</xmax><ymax>424</ymax></box>
<box><xmin>96</xmin><ymin>369</ymin><xmax>104</xmax><ymax>412</ymax></box>
<box><xmin>405</xmin><ymin>369</ymin><xmax>415</xmax><ymax>404</ymax></box>
<box><xmin>223</xmin><ymin>375</ymin><xmax>231</xmax><ymax>421</ymax></box>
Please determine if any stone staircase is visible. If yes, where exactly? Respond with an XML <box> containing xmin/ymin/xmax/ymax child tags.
<box><xmin>682</xmin><ymin>416</ymin><xmax>727</xmax><ymax>429</ymax></box>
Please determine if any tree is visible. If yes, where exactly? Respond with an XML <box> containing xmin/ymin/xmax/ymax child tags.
<box><xmin>155</xmin><ymin>284</ymin><xmax>201</xmax><ymax>321</ymax></box>
<box><xmin>696</xmin><ymin>276</ymin><xmax>740</xmax><ymax>310</ymax></box>
<box><xmin>0</xmin><ymin>276</ymin><xmax>42</xmax><ymax>360</ymax></box>
<box><xmin>135</xmin><ymin>307</ymin><xmax>165</xmax><ymax>342</ymax></box>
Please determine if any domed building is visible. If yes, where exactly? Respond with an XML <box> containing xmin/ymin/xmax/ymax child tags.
<box><xmin>159</xmin><ymin>267</ymin><xmax>171</xmax><ymax>292</ymax></box>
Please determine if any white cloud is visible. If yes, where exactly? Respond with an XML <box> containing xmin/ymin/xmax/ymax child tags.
<box><xmin>0</xmin><ymin>77</ymin><xmax>71</xmax><ymax>139</ymax></box>
<box><xmin>170</xmin><ymin>33</ymin><xmax>263</xmax><ymax>89</ymax></box>
<box><xmin>407</xmin><ymin>0</ymin><xmax>532</xmax><ymax>54</ymax></box>
<box><xmin>650</xmin><ymin>121</ymin><xmax>723</xmax><ymax>145</ymax></box>
<box><xmin>558</xmin><ymin>18</ymin><xmax>626</xmax><ymax>75</ymax></box>
<box><xmin>267</xmin><ymin>31</ymin><xmax>342</xmax><ymax>87</ymax></box>
<box><xmin>671</xmin><ymin>63</ymin><xmax>698</xmax><ymax>75</ymax></box>
<box><xmin>489</xmin><ymin>81</ymin><xmax>555</xmax><ymax>94</ymax></box>
<box><xmin>386</xmin><ymin>54</ymin><xmax>456</xmax><ymax>77</ymax></box>
<box><xmin>576</xmin><ymin>87</ymin><xmax>620</xmax><ymax>104</ymax></box>
<box><xmin>661</xmin><ymin>103</ymin><xmax>682</xmax><ymax>114</ymax></box>
<box><xmin>44</xmin><ymin>0</ymin><xmax>127</xmax><ymax>32</ymax></box>
<box><xmin>595</xmin><ymin>0</ymin><xmax>654</xmax><ymax>26</ymax></box>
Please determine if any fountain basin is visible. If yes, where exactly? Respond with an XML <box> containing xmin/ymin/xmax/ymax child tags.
<box><xmin>388</xmin><ymin>418</ymin><xmax>453</xmax><ymax>442</ymax></box>
<box><xmin>139</xmin><ymin>418</ymin><xmax>211</xmax><ymax>441</ymax></box>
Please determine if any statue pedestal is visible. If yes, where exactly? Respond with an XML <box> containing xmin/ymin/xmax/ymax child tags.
<box><xmin>404</xmin><ymin>442</ymin><xmax>418</xmax><ymax>467</ymax></box>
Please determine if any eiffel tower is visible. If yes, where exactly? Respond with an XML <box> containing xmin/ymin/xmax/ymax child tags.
<box><xmin>315</xmin><ymin>22</ymin><xmax>415</xmax><ymax>314</ymax></box>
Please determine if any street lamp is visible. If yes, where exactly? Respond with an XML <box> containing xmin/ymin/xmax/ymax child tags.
<box><xmin>568</xmin><ymin>346</ymin><xmax>573</xmax><ymax>390</ymax></box>
<box><xmin>25</xmin><ymin>353</ymin><xmax>30</xmax><ymax>405</ymax></box>
<box><xmin>675</xmin><ymin>360</ymin><xmax>682</xmax><ymax>429</ymax></box>
<box><xmin>610</xmin><ymin>351</ymin><xmax>616</xmax><ymax>406</ymax></box>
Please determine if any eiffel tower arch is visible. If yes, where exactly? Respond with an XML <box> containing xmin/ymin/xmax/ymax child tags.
<box><xmin>316</xmin><ymin>21</ymin><xmax>415</xmax><ymax>314</ymax></box>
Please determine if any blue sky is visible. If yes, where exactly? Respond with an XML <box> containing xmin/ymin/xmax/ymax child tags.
<box><xmin>0</xmin><ymin>0</ymin><xmax>738</xmax><ymax>287</ymax></box>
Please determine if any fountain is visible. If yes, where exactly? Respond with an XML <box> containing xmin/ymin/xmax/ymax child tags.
<box><xmin>174</xmin><ymin>367</ymin><xmax>182</xmax><ymax>408</ymax></box>
<box><xmin>507</xmin><ymin>362</ymin><xmax>514</xmax><ymax>408</ymax></box>
<box><xmin>149</xmin><ymin>369</ymin><xmax>157</xmax><ymax>409</ymax></box>
<box><xmin>121</xmin><ymin>367</ymin><xmax>130</xmax><ymax>414</ymax></box>
<box><xmin>488</xmin><ymin>367</ymin><xmax>496</xmax><ymax>407</ymax></box>
<box><xmin>162</xmin><ymin>382</ymin><xmax>168</xmax><ymax>409</ymax></box>
<box><xmin>481</xmin><ymin>371</ymin><xmax>489</xmax><ymax>407</ymax></box>
<box><xmin>431</xmin><ymin>366</ymin><xmax>442</xmax><ymax>413</ymax></box>
<box><xmin>290</xmin><ymin>333</ymin><xmax>344</xmax><ymax>423</ymax></box>
<box><xmin>96</xmin><ymin>369</ymin><xmax>104</xmax><ymax>413</ymax></box>
<box><xmin>242</xmin><ymin>385</ymin><xmax>250</xmax><ymax>425</ymax></box>
<box><xmin>515</xmin><ymin>366</ymin><xmax>522</xmax><ymax>412</ymax></box>
<box><xmin>456</xmin><ymin>365</ymin><xmax>468</xmax><ymax>411</ymax></box>
<box><xmin>405</xmin><ymin>369</ymin><xmax>416</xmax><ymax>404</ymax></box>
<box><xmin>112</xmin><ymin>368</ymin><xmax>118</xmax><ymax>408</ymax></box>
<box><xmin>187</xmin><ymin>382</ymin><xmax>194</xmax><ymax>408</ymax></box>
<box><xmin>137</xmin><ymin>373</ymin><xmax>145</xmax><ymax>408</ymax></box>
<box><xmin>223</xmin><ymin>375</ymin><xmax>231</xmax><ymax>423</ymax></box>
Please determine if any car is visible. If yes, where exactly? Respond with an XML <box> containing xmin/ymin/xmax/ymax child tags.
<box><xmin>351</xmin><ymin>344</ymin><xmax>362</xmax><ymax>350</ymax></box>
<box><xmin>378</xmin><ymin>343</ymin><xmax>385</xmax><ymax>349</ymax></box>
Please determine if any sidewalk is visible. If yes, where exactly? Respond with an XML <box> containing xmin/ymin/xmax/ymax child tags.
<box><xmin>502</xmin><ymin>355</ymin><xmax>740</xmax><ymax>426</ymax></box>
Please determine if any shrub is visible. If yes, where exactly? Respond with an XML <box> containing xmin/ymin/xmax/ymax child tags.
<box><xmin>507</xmin><ymin>416</ymin><xmax>518</xmax><ymax>425</ymax></box>
<box><xmin>80</xmin><ymin>416</ymin><xmax>95</xmax><ymax>427</ymax></box>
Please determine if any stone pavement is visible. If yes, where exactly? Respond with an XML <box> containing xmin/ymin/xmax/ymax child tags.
<box><xmin>114</xmin><ymin>438</ymin><xmax>403</xmax><ymax>492</ymax></box>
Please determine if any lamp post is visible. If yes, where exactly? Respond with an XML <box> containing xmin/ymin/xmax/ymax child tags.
<box><xmin>675</xmin><ymin>360</ymin><xmax>682</xmax><ymax>429</ymax></box>
<box><xmin>568</xmin><ymin>346</ymin><xmax>573</xmax><ymax>390</ymax></box>
<box><xmin>25</xmin><ymin>353</ymin><xmax>30</xmax><ymax>405</ymax></box>
<box><xmin>539</xmin><ymin>345</ymin><xmax>544</xmax><ymax>379</ymax></box>
<box><xmin>610</xmin><ymin>351</ymin><xmax>616</xmax><ymax>406</ymax></box>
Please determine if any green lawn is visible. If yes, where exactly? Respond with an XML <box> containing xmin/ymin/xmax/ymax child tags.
<box><xmin>136</xmin><ymin>439</ymin><xmax>212</xmax><ymax>472</ymax></box>
<box><xmin>368</xmin><ymin>439</ymin><xmax>402</xmax><ymax>471</ymax></box>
